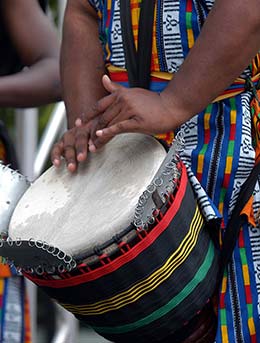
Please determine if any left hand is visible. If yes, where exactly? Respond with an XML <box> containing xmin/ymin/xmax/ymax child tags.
<box><xmin>51</xmin><ymin>122</ymin><xmax>93</xmax><ymax>172</ymax></box>
<box><xmin>76</xmin><ymin>75</ymin><xmax>184</xmax><ymax>151</ymax></box>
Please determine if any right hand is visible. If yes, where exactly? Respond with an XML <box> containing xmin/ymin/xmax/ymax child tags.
<box><xmin>75</xmin><ymin>75</ymin><xmax>186</xmax><ymax>152</ymax></box>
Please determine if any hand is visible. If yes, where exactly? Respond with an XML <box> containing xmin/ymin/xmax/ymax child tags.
<box><xmin>76</xmin><ymin>75</ymin><xmax>184</xmax><ymax>151</ymax></box>
<box><xmin>51</xmin><ymin>123</ymin><xmax>91</xmax><ymax>172</ymax></box>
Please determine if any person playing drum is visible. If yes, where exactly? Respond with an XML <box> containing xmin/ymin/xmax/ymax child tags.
<box><xmin>51</xmin><ymin>0</ymin><xmax>260</xmax><ymax>342</ymax></box>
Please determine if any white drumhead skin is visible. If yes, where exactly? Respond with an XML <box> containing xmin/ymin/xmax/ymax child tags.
<box><xmin>9</xmin><ymin>134</ymin><xmax>166</xmax><ymax>257</ymax></box>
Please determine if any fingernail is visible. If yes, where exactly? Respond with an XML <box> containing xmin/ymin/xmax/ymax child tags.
<box><xmin>75</xmin><ymin>118</ymin><xmax>82</xmax><ymax>127</ymax></box>
<box><xmin>53</xmin><ymin>159</ymin><xmax>60</xmax><ymax>167</ymax></box>
<box><xmin>89</xmin><ymin>145</ymin><xmax>96</xmax><ymax>152</ymax></box>
<box><xmin>68</xmin><ymin>163</ymin><xmax>76</xmax><ymax>172</ymax></box>
<box><xmin>96</xmin><ymin>130</ymin><xmax>103</xmax><ymax>137</ymax></box>
<box><xmin>77</xmin><ymin>152</ymin><xmax>85</xmax><ymax>161</ymax></box>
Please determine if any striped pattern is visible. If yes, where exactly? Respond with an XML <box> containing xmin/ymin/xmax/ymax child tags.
<box><xmin>60</xmin><ymin>206</ymin><xmax>204</xmax><ymax>316</ymax></box>
<box><xmin>238</xmin><ymin>229</ymin><xmax>257</xmax><ymax>340</ymax></box>
<box><xmin>0</xmin><ymin>277</ymin><xmax>31</xmax><ymax>343</ymax></box>
<box><xmin>219</xmin><ymin>269</ymin><xmax>229</xmax><ymax>341</ymax></box>
<box><xmin>23</xmin><ymin>1</ymin><xmax>259</xmax><ymax>341</ymax></box>
<box><xmin>86</xmin><ymin>1</ymin><xmax>260</xmax><ymax>341</ymax></box>
<box><xmin>30</xmin><ymin>163</ymin><xmax>219</xmax><ymax>342</ymax></box>
<box><xmin>3</xmin><ymin>0</ymin><xmax>248</xmax><ymax>343</ymax></box>
<box><xmin>130</xmin><ymin>0</ymin><xmax>140</xmax><ymax>50</ymax></box>
<box><xmin>185</xmin><ymin>0</ymin><xmax>195</xmax><ymax>49</ymax></box>
<box><xmin>93</xmin><ymin>242</ymin><xmax>215</xmax><ymax>336</ymax></box>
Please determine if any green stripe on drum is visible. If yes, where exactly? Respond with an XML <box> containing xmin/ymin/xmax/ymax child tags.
<box><xmin>93</xmin><ymin>239</ymin><xmax>215</xmax><ymax>335</ymax></box>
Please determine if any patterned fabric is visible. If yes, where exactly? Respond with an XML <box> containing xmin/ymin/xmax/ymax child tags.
<box><xmin>88</xmin><ymin>0</ymin><xmax>260</xmax><ymax>342</ymax></box>
<box><xmin>0</xmin><ymin>138</ymin><xmax>31</xmax><ymax>342</ymax></box>
<box><xmin>0</xmin><ymin>277</ymin><xmax>31</xmax><ymax>343</ymax></box>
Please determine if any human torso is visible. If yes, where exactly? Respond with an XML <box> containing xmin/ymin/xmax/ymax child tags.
<box><xmin>89</xmin><ymin>0</ymin><xmax>259</xmax><ymax>220</ymax></box>
<box><xmin>89</xmin><ymin>2</ymin><xmax>260</xmax><ymax>341</ymax></box>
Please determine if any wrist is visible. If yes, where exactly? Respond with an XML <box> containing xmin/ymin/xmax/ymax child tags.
<box><xmin>159</xmin><ymin>90</ymin><xmax>192</xmax><ymax>128</ymax></box>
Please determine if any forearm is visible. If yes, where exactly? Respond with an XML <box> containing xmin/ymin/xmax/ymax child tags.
<box><xmin>161</xmin><ymin>0</ymin><xmax>260</xmax><ymax>125</ymax></box>
<box><xmin>61</xmin><ymin>0</ymin><xmax>107</xmax><ymax>128</ymax></box>
<box><xmin>0</xmin><ymin>58</ymin><xmax>61</xmax><ymax>107</ymax></box>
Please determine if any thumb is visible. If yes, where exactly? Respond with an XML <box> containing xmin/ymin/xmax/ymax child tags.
<box><xmin>102</xmin><ymin>74</ymin><xmax>122</xmax><ymax>93</ymax></box>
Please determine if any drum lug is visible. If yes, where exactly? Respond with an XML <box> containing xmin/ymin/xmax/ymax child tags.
<box><xmin>133</xmin><ymin>132</ymin><xmax>184</xmax><ymax>229</ymax></box>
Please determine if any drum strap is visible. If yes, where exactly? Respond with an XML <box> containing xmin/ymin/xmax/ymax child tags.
<box><xmin>219</xmin><ymin>161</ymin><xmax>260</xmax><ymax>280</ymax></box>
<box><xmin>120</xmin><ymin>0</ymin><xmax>156</xmax><ymax>89</ymax></box>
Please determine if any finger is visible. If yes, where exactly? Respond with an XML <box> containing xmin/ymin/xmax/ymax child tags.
<box><xmin>74</xmin><ymin>126</ymin><xmax>90</xmax><ymax>162</ymax></box>
<box><xmin>88</xmin><ymin>138</ymin><xmax>97</xmax><ymax>153</ymax></box>
<box><xmin>64</xmin><ymin>148</ymin><xmax>77</xmax><ymax>172</ymax></box>
<box><xmin>91</xmin><ymin>108</ymin><xmax>122</xmax><ymax>148</ymax></box>
<box><xmin>62</xmin><ymin>131</ymin><xmax>78</xmax><ymax>172</ymax></box>
<box><xmin>89</xmin><ymin>117</ymin><xmax>100</xmax><ymax>147</ymax></box>
<box><xmin>51</xmin><ymin>141</ymin><xmax>64</xmax><ymax>168</ymax></box>
<box><xmin>75</xmin><ymin>94</ymin><xmax>116</xmax><ymax>126</ymax></box>
<box><xmin>75</xmin><ymin>115</ymin><xmax>85</xmax><ymax>127</ymax></box>
<box><xmin>97</xmin><ymin>101</ymin><xmax>121</xmax><ymax>128</ymax></box>
<box><xmin>90</xmin><ymin>102</ymin><xmax>121</xmax><ymax>143</ymax></box>
<box><xmin>96</xmin><ymin>118</ymin><xmax>139</xmax><ymax>137</ymax></box>
<box><xmin>90</xmin><ymin>134</ymin><xmax>114</xmax><ymax>151</ymax></box>
<box><xmin>102</xmin><ymin>74</ymin><xmax>123</xmax><ymax>93</ymax></box>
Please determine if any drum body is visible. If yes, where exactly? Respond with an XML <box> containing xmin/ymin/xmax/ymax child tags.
<box><xmin>2</xmin><ymin>134</ymin><xmax>219</xmax><ymax>342</ymax></box>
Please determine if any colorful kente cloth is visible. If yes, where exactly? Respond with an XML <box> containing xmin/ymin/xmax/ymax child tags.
<box><xmin>88</xmin><ymin>0</ymin><xmax>260</xmax><ymax>342</ymax></box>
<box><xmin>0</xmin><ymin>138</ymin><xmax>31</xmax><ymax>343</ymax></box>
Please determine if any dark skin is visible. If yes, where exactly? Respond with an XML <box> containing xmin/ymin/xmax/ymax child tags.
<box><xmin>51</xmin><ymin>0</ymin><xmax>260</xmax><ymax>172</ymax></box>
<box><xmin>0</xmin><ymin>0</ymin><xmax>61</xmax><ymax>107</ymax></box>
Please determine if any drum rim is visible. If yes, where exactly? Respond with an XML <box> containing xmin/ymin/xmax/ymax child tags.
<box><xmin>8</xmin><ymin>133</ymin><xmax>168</xmax><ymax>254</ymax></box>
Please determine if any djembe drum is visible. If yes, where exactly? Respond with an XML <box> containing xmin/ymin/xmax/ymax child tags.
<box><xmin>0</xmin><ymin>133</ymin><xmax>219</xmax><ymax>343</ymax></box>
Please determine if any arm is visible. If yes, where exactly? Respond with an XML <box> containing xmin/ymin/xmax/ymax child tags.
<box><xmin>61</xmin><ymin>0</ymin><xmax>107</xmax><ymax>129</ymax></box>
<box><xmin>0</xmin><ymin>0</ymin><xmax>61</xmax><ymax>107</ymax></box>
<box><xmin>161</xmin><ymin>0</ymin><xmax>260</xmax><ymax>121</ymax></box>
<box><xmin>87</xmin><ymin>0</ymin><xmax>260</xmax><ymax>144</ymax></box>
<box><xmin>51</xmin><ymin>0</ymin><xmax>107</xmax><ymax>171</ymax></box>
<box><xmin>53</xmin><ymin>0</ymin><xmax>260</xmax><ymax>170</ymax></box>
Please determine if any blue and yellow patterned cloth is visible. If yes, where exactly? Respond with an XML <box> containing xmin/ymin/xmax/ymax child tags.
<box><xmin>88</xmin><ymin>0</ymin><xmax>260</xmax><ymax>341</ymax></box>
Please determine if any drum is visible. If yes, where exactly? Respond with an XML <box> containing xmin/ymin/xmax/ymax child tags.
<box><xmin>0</xmin><ymin>162</ymin><xmax>30</xmax><ymax>234</ymax></box>
<box><xmin>0</xmin><ymin>133</ymin><xmax>219</xmax><ymax>343</ymax></box>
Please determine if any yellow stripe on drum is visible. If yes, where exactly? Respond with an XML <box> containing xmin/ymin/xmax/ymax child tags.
<box><xmin>61</xmin><ymin>206</ymin><xmax>204</xmax><ymax>316</ymax></box>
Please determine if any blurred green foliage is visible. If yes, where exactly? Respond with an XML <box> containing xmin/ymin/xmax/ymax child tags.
<box><xmin>49</xmin><ymin>0</ymin><xmax>59</xmax><ymax>25</ymax></box>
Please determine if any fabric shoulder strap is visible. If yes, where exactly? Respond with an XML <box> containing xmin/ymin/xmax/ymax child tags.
<box><xmin>120</xmin><ymin>0</ymin><xmax>156</xmax><ymax>89</ymax></box>
<box><xmin>219</xmin><ymin>162</ymin><xmax>260</xmax><ymax>277</ymax></box>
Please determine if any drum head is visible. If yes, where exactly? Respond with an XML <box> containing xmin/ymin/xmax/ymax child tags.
<box><xmin>8</xmin><ymin>134</ymin><xmax>166</xmax><ymax>257</ymax></box>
